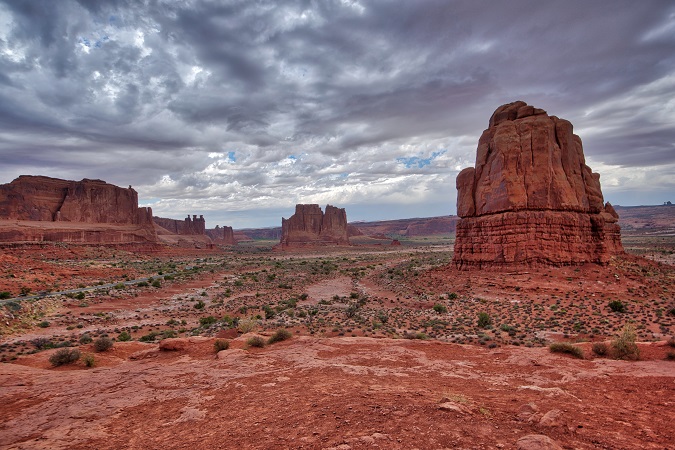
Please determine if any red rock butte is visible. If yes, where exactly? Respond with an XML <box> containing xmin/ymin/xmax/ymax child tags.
<box><xmin>453</xmin><ymin>101</ymin><xmax>623</xmax><ymax>269</ymax></box>
<box><xmin>278</xmin><ymin>204</ymin><xmax>350</xmax><ymax>248</ymax></box>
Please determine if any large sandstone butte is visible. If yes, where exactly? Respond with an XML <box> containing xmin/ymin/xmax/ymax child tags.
<box><xmin>154</xmin><ymin>215</ymin><xmax>206</xmax><ymax>235</ymax></box>
<box><xmin>279</xmin><ymin>204</ymin><xmax>350</xmax><ymax>248</ymax></box>
<box><xmin>453</xmin><ymin>101</ymin><xmax>623</xmax><ymax>268</ymax></box>
<box><xmin>0</xmin><ymin>176</ymin><xmax>157</xmax><ymax>244</ymax></box>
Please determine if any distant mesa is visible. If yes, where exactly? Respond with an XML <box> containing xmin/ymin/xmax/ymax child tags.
<box><xmin>153</xmin><ymin>214</ymin><xmax>214</xmax><ymax>248</ymax></box>
<box><xmin>453</xmin><ymin>101</ymin><xmax>624</xmax><ymax>268</ymax></box>
<box><xmin>0</xmin><ymin>175</ymin><xmax>157</xmax><ymax>244</ymax></box>
<box><xmin>277</xmin><ymin>204</ymin><xmax>350</xmax><ymax>249</ymax></box>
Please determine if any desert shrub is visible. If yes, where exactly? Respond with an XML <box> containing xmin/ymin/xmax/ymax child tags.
<box><xmin>93</xmin><ymin>336</ymin><xmax>114</xmax><ymax>352</ymax></box>
<box><xmin>432</xmin><ymin>303</ymin><xmax>447</xmax><ymax>314</ymax></box>
<box><xmin>83</xmin><ymin>353</ymin><xmax>96</xmax><ymax>367</ymax></box>
<box><xmin>237</xmin><ymin>318</ymin><xmax>257</xmax><ymax>333</ymax></box>
<box><xmin>299</xmin><ymin>293</ymin><xmax>308</xmax><ymax>300</ymax></box>
<box><xmin>0</xmin><ymin>291</ymin><xmax>11</xmax><ymax>299</ymax></box>
<box><xmin>477</xmin><ymin>312</ymin><xmax>492</xmax><ymax>329</ymax></box>
<box><xmin>79</xmin><ymin>333</ymin><xmax>93</xmax><ymax>344</ymax></box>
<box><xmin>263</xmin><ymin>305</ymin><xmax>276</xmax><ymax>319</ymax></box>
<box><xmin>268</xmin><ymin>328</ymin><xmax>292</xmax><ymax>344</ymax></box>
<box><xmin>37</xmin><ymin>321</ymin><xmax>50</xmax><ymax>328</ymax></box>
<box><xmin>404</xmin><ymin>332</ymin><xmax>428</xmax><ymax>340</ymax></box>
<box><xmin>151</xmin><ymin>280</ymin><xmax>161</xmax><ymax>288</ymax></box>
<box><xmin>668</xmin><ymin>337</ymin><xmax>675</xmax><ymax>348</ymax></box>
<box><xmin>549</xmin><ymin>342</ymin><xmax>584</xmax><ymax>359</ymax></box>
<box><xmin>346</xmin><ymin>303</ymin><xmax>360</xmax><ymax>318</ymax></box>
<box><xmin>19</xmin><ymin>286</ymin><xmax>31</xmax><ymax>296</ymax></box>
<box><xmin>447</xmin><ymin>292</ymin><xmax>458</xmax><ymax>300</ymax></box>
<box><xmin>136</xmin><ymin>281</ymin><xmax>149</xmax><ymax>287</ymax></box>
<box><xmin>31</xmin><ymin>337</ymin><xmax>52</xmax><ymax>350</ymax></box>
<box><xmin>139</xmin><ymin>331</ymin><xmax>160</xmax><ymax>342</ymax></box>
<box><xmin>592</xmin><ymin>342</ymin><xmax>609</xmax><ymax>356</ymax></box>
<box><xmin>194</xmin><ymin>300</ymin><xmax>205</xmax><ymax>310</ymax></box>
<box><xmin>117</xmin><ymin>331</ymin><xmax>132</xmax><ymax>342</ymax></box>
<box><xmin>246</xmin><ymin>336</ymin><xmax>266</xmax><ymax>348</ymax></box>
<box><xmin>74</xmin><ymin>292</ymin><xmax>85</xmax><ymax>300</ymax></box>
<box><xmin>199</xmin><ymin>316</ymin><xmax>217</xmax><ymax>326</ymax></box>
<box><xmin>49</xmin><ymin>348</ymin><xmax>81</xmax><ymax>367</ymax></box>
<box><xmin>113</xmin><ymin>283</ymin><xmax>125</xmax><ymax>290</ymax></box>
<box><xmin>214</xmin><ymin>339</ymin><xmax>229</xmax><ymax>352</ymax></box>
<box><xmin>666</xmin><ymin>351</ymin><xmax>675</xmax><ymax>361</ymax></box>
<box><xmin>612</xmin><ymin>323</ymin><xmax>640</xmax><ymax>360</ymax></box>
<box><xmin>608</xmin><ymin>300</ymin><xmax>626</xmax><ymax>313</ymax></box>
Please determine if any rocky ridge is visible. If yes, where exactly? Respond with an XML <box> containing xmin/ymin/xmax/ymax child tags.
<box><xmin>454</xmin><ymin>101</ymin><xmax>623</xmax><ymax>268</ymax></box>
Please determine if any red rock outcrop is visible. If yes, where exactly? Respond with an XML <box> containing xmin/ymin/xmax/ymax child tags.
<box><xmin>205</xmin><ymin>225</ymin><xmax>236</xmax><ymax>245</ymax></box>
<box><xmin>153</xmin><ymin>215</ymin><xmax>206</xmax><ymax>235</ymax></box>
<box><xmin>453</xmin><ymin>101</ymin><xmax>623</xmax><ymax>268</ymax></box>
<box><xmin>0</xmin><ymin>176</ymin><xmax>157</xmax><ymax>244</ymax></box>
<box><xmin>278</xmin><ymin>204</ymin><xmax>350</xmax><ymax>248</ymax></box>
<box><xmin>0</xmin><ymin>176</ymin><xmax>152</xmax><ymax>224</ymax></box>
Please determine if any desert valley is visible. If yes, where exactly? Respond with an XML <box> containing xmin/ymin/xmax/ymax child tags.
<box><xmin>0</xmin><ymin>102</ymin><xmax>673</xmax><ymax>450</ymax></box>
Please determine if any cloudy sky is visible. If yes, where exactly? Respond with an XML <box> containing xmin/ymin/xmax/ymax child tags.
<box><xmin>1</xmin><ymin>0</ymin><xmax>674</xmax><ymax>228</ymax></box>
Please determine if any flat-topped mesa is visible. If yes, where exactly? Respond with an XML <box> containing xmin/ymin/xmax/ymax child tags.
<box><xmin>279</xmin><ymin>204</ymin><xmax>350</xmax><ymax>248</ymax></box>
<box><xmin>453</xmin><ymin>101</ymin><xmax>623</xmax><ymax>269</ymax></box>
<box><xmin>0</xmin><ymin>175</ymin><xmax>153</xmax><ymax>224</ymax></box>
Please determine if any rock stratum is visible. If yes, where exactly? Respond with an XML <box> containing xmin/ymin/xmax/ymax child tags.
<box><xmin>0</xmin><ymin>176</ymin><xmax>157</xmax><ymax>244</ymax></box>
<box><xmin>454</xmin><ymin>101</ymin><xmax>623</xmax><ymax>268</ymax></box>
<box><xmin>278</xmin><ymin>204</ymin><xmax>350</xmax><ymax>248</ymax></box>
<box><xmin>205</xmin><ymin>225</ymin><xmax>236</xmax><ymax>245</ymax></box>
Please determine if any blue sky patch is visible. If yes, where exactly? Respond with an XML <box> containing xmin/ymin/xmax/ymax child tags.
<box><xmin>396</xmin><ymin>150</ymin><xmax>446</xmax><ymax>169</ymax></box>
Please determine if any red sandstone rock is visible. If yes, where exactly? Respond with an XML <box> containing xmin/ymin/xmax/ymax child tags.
<box><xmin>0</xmin><ymin>176</ymin><xmax>157</xmax><ymax>244</ymax></box>
<box><xmin>278</xmin><ymin>204</ymin><xmax>350</xmax><ymax>248</ymax></box>
<box><xmin>153</xmin><ymin>215</ymin><xmax>206</xmax><ymax>235</ymax></box>
<box><xmin>454</xmin><ymin>101</ymin><xmax>623</xmax><ymax>268</ymax></box>
<box><xmin>205</xmin><ymin>225</ymin><xmax>236</xmax><ymax>245</ymax></box>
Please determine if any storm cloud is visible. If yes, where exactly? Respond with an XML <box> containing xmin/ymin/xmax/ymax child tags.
<box><xmin>1</xmin><ymin>0</ymin><xmax>673</xmax><ymax>227</ymax></box>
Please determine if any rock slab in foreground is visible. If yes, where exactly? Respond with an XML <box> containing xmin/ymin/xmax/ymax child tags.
<box><xmin>454</xmin><ymin>101</ymin><xmax>623</xmax><ymax>268</ymax></box>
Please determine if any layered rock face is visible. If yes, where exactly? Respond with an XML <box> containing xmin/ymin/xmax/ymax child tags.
<box><xmin>0</xmin><ymin>176</ymin><xmax>157</xmax><ymax>244</ymax></box>
<box><xmin>154</xmin><ymin>215</ymin><xmax>206</xmax><ymax>235</ymax></box>
<box><xmin>453</xmin><ymin>101</ymin><xmax>623</xmax><ymax>268</ymax></box>
<box><xmin>205</xmin><ymin>225</ymin><xmax>236</xmax><ymax>245</ymax></box>
<box><xmin>0</xmin><ymin>176</ymin><xmax>152</xmax><ymax>224</ymax></box>
<box><xmin>279</xmin><ymin>204</ymin><xmax>350</xmax><ymax>248</ymax></box>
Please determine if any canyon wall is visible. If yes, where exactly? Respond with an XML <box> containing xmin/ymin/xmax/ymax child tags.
<box><xmin>279</xmin><ymin>204</ymin><xmax>350</xmax><ymax>248</ymax></box>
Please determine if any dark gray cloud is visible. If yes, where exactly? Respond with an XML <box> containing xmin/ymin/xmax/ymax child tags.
<box><xmin>0</xmin><ymin>0</ymin><xmax>674</xmax><ymax>227</ymax></box>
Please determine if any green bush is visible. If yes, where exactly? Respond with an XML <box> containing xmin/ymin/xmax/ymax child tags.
<box><xmin>136</xmin><ymin>281</ymin><xmax>149</xmax><ymax>287</ymax></box>
<box><xmin>608</xmin><ymin>300</ymin><xmax>626</xmax><ymax>313</ymax></box>
<box><xmin>447</xmin><ymin>292</ymin><xmax>458</xmax><ymax>300</ymax></box>
<box><xmin>49</xmin><ymin>348</ymin><xmax>81</xmax><ymax>367</ymax></box>
<box><xmin>151</xmin><ymin>280</ymin><xmax>161</xmax><ymax>288</ymax></box>
<box><xmin>612</xmin><ymin>323</ymin><xmax>640</xmax><ymax>360</ymax></box>
<box><xmin>117</xmin><ymin>331</ymin><xmax>132</xmax><ymax>342</ymax></box>
<box><xmin>0</xmin><ymin>291</ymin><xmax>11</xmax><ymax>299</ymax></box>
<box><xmin>194</xmin><ymin>300</ymin><xmax>205</xmax><ymax>310</ymax></box>
<box><xmin>263</xmin><ymin>305</ymin><xmax>276</xmax><ymax>319</ymax></box>
<box><xmin>246</xmin><ymin>336</ymin><xmax>266</xmax><ymax>348</ymax></box>
<box><xmin>74</xmin><ymin>292</ymin><xmax>85</xmax><ymax>300</ymax></box>
<box><xmin>237</xmin><ymin>318</ymin><xmax>257</xmax><ymax>333</ymax></box>
<box><xmin>549</xmin><ymin>342</ymin><xmax>584</xmax><ymax>359</ymax></box>
<box><xmin>432</xmin><ymin>303</ymin><xmax>447</xmax><ymax>314</ymax></box>
<box><xmin>268</xmin><ymin>328</ymin><xmax>292</xmax><ymax>344</ymax></box>
<box><xmin>79</xmin><ymin>333</ymin><xmax>93</xmax><ymax>344</ymax></box>
<box><xmin>114</xmin><ymin>283</ymin><xmax>125</xmax><ymax>290</ymax></box>
<box><xmin>199</xmin><ymin>316</ymin><xmax>217</xmax><ymax>326</ymax></box>
<box><xmin>214</xmin><ymin>339</ymin><xmax>229</xmax><ymax>352</ymax></box>
<box><xmin>477</xmin><ymin>312</ymin><xmax>492</xmax><ymax>328</ymax></box>
<box><xmin>83</xmin><ymin>353</ymin><xmax>96</xmax><ymax>368</ymax></box>
<box><xmin>93</xmin><ymin>336</ymin><xmax>114</xmax><ymax>352</ymax></box>
<box><xmin>37</xmin><ymin>321</ymin><xmax>50</xmax><ymax>328</ymax></box>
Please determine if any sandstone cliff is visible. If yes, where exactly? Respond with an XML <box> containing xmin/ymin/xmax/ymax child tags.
<box><xmin>279</xmin><ymin>204</ymin><xmax>350</xmax><ymax>248</ymax></box>
<box><xmin>153</xmin><ymin>215</ymin><xmax>206</xmax><ymax>235</ymax></box>
<box><xmin>453</xmin><ymin>101</ymin><xmax>623</xmax><ymax>268</ymax></box>
<box><xmin>0</xmin><ymin>176</ymin><xmax>157</xmax><ymax>244</ymax></box>
<box><xmin>205</xmin><ymin>225</ymin><xmax>236</xmax><ymax>245</ymax></box>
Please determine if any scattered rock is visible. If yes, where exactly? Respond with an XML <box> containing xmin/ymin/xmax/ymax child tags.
<box><xmin>538</xmin><ymin>409</ymin><xmax>564</xmax><ymax>428</ymax></box>
<box><xmin>516</xmin><ymin>434</ymin><xmax>563</xmax><ymax>450</ymax></box>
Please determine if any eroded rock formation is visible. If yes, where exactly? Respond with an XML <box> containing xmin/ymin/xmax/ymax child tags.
<box><xmin>279</xmin><ymin>204</ymin><xmax>350</xmax><ymax>248</ymax></box>
<box><xmin>453</xmin><ymin>101</ymin><xmax>623</xmax><ymax>268</ymax></box>
<box><xmin>0</xmin><ymin>176</ymin><xmax>157</xmax><ymax>244</ymax></box>
<box><xmin>205</xmin><ymin>225</ymin><xmax>236</xmax><ymax>245</ymax></box>
<box><xmin>154</xmin><ymin>215</ymin><xmax>206</xmax><ymax>235</ymax></box>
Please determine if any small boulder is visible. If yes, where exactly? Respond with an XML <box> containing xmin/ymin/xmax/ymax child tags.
<box><xmin>516</xmin><ymin>434</ymin><xmax>563</xmax><ymax>450</ymax></box>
